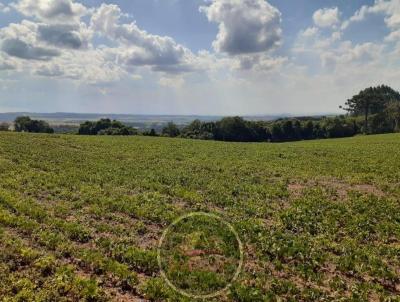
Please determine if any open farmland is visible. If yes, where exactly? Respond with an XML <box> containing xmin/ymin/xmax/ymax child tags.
<box><xmin>0</xmin><ymin>132</ymin><xmax>399</xmax><ymax>301</ymax></box>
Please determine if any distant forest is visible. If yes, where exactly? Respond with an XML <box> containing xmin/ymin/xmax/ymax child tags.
<box><xmin>4</xmin><ymin>85</ymin><xmax>400</xmax><ymax>143</ymax></box>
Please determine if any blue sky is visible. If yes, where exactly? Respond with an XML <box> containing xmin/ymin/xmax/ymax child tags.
<box><xmin>0</xmin><ymin>0</ymin><xmax>399</xmax><ymax>115</ymax></box>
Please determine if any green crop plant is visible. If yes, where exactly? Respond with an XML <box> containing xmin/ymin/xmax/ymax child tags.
<box><xmin>0</xmin><ymin>132</ymin><xmax>398</xmax><ymax>301</ymax></box>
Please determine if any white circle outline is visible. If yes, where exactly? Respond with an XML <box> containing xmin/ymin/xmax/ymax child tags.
<box><xmin>157</xmin><ymin>212</ymin><xmax>244</xmax><ymax>299</ymax></box>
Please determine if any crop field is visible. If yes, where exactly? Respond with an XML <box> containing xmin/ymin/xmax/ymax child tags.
<box><xmin>0</xmin><ymin>132</ymin><xmax>399</xmax><ymax>301</ymax></box>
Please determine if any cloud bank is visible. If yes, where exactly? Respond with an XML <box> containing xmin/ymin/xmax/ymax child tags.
<box><xmin>0</xmin><ymin>0</ymin><xmax>399</xmax><ymax>115</ymax></box>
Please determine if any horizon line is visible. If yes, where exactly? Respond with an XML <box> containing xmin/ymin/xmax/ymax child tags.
<box><xmin>0</xmin><ymin>111</ymin><xmax>344</xmax><ymax>117</ymax></box>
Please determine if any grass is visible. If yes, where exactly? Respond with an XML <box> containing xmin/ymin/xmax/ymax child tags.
<box><xmin>0</xmin><ymin>132</ymin><xmax>399</xmax><ymax>301</ymax></box>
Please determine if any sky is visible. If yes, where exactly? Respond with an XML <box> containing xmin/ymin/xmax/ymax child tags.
<box><xmin>0</xmin><ymin>0</ymin><xmax>399</xmax><ymax>115</ymax></box>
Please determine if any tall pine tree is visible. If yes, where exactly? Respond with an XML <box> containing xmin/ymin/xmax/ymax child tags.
<box><xmin>341</xmin><ymin>85</ymin><xmax>400</xmax><ymax>133</ymax></box>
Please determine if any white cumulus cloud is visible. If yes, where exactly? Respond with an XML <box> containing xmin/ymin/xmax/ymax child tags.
<box><xmin>12</xmin><ymin>0</ymin><xmax>88</xmax><ymax>23</ymax></box>
<box><xmin>90</xmin><ymin>4</ymin><xmax>195</xmax><ymax>73</ymax></box>
<box><xmin>313</xmin><ymin>7</ymin><xmax>340</xmax><ymax>28</ymax></box>
<box><xmin>200</xmin><ymin>0</ymin><xmax>282</xmax><ymax>55</ymax></box>
<box><xmin>342</xmin><ymin>0</ymin><xmax>400</xmax><ymax>30</ymax></box>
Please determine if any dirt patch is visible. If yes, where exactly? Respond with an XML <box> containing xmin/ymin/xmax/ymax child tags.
<box><xmin>319</xmin><ymin>179</ymin><xmax>385</xmax><ymax>199</ymax></box>
<box><xmin>353</xmin><ymin>184</ymin><xmax>385</xmax><ymax>197</ymax></box>
<box><xmin>106</xmin><ymin>289</ymin><xmax>147</xmax><ymax>302</ymax></box>
<box><xmin>137</xmin><ymin>225</ymin><xmax>161</xmax><ymax>250</ymax></box>
<box><xmin>288</xmin><ymin>179</ymin><xmax>385</xmax><ymax>200</ymax></box>
<box><xmin>287</xmin><ymin>183</ymin><xmax>306</xmax><ymax>198</ymax></box>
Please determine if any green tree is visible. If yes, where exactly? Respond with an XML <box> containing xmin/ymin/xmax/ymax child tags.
<box><xmin>181</xmin><ymin>119</ymin><xmax>216</xmax><ymax>140</ymax></box>
<box><xmin>162</xmin><ymin>122</ymin><xmax>180</xmax><ymax>137</ymax></box>
<box><xmin>341</xmin><ymin>85</ymin><xmax>400</xmax><ymax>133</ymax></box>
<box><xmin>143</xmin><ymin>128</ymin><xmax>158</xmax><ymax>136</ymax></box>
<box><xmin>14</xmin><ymin>116</ymin><xmax>54</xmax><ymax>133</ymax></box>
<box><xmin>323</xmin><ymin>117</ymin><xmax>355</xmax><ymax>138</ymax></box>
<box><xmin>215</xmin><ymin>117</ymin><xmax>249</xmax><ymax>141</ymax></box>
<box><xmin>302</xmin><ymin>120</ymin><xmax>314</xmax><ymax>140</ymax></box>
<box><xmin>149</xmin><ymin>128</ymin><xmax>157</xmax><ymax>136</ymax></box>
<box><xmin>214</xmin><ymin>117</ymin><xmax>267</xmax><ymax>142</ymax></box>
<box><xmin>282</xmin><ymin>120</ymin><xmax>295</xmax><ymax>140</ymax></box>
<box><xmin>313</xmin><ymin>123</ymin><xmax>326</xmax><ymax>139</ymax></box>
<box><xmin>14</xmin><ymin>116</ymin><xmax>32</xmax><ymax>132</ymax></box>
<box><xmin>293</xmin><ymin>120</ymin><xmax>302</xmax><ymax>140</ymax></box>
<box><xmin>271</xmin><ymin>123</ymin><xmax>284</xmax><ymax>142</ymax></box>
<box><xmin>78</xmin><ymin>121</ymin><xmax>95</xmax><ymax>135</ymax></box>
<box><xmin>385</xmin><ymin>101</ymin><xmax>400</xmax><ymax>132</ymax></box>
<box><xmin>98</xmin><ymin>127</ymin><xmax>137</xmax><ymax>135</ymax></box>
<box><xmin>93</xmin><ymin>119</ymin><xmax>113</xmax><ymax>134</ymax></box>
<box><xmin>78</xmin><ymin>119</ymin><xmax>137</xmax><ymax>136</ymax></box>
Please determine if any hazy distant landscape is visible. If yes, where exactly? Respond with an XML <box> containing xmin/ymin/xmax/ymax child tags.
<box><xmin>0</xmin><ymin>112</ymin><xmax>290</xmax><ymax>132</ymax></box>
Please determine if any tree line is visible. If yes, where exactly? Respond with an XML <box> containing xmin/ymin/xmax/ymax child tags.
<box><xmin>161</xmin><ymin>116</ymin><xmax>359</xmax><ymax>142</ymax></box>
<box><xmin>4</xmin><ymin>85</ymin><xmax>400</xmax><ymax>142</ymax></box>
<box><xmin>161</xmin><ymin>85</ymin><xmax>400</xmax><ymax>142</ymax></box>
